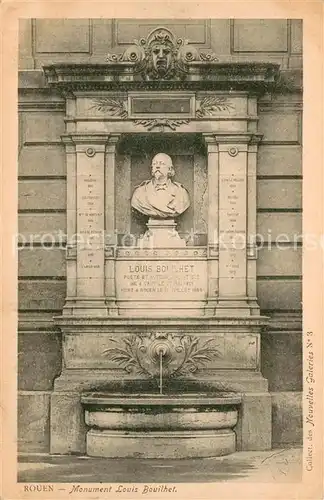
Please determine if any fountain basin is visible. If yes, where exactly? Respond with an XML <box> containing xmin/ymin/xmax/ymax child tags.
<box><xmin>81</xmin><ymin>393</ymin><xmax>241</xmax><ymax>459</ymax></box>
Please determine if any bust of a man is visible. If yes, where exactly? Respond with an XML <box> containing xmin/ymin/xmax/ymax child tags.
<box><xmin>131</xmin><ymin>153</ymin><xmax>190</xmax><ymax>219</ymax></box>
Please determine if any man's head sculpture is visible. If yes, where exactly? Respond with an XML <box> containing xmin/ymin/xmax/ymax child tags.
<box><xmin>131</xmin><ymin>152</ymin><xmax>190</xmax><ymax>219</ymax></box>
<box><xmin>151</xmin><ymin>153</ymin><xmax>175</xmax><ymax>180</ymax></box>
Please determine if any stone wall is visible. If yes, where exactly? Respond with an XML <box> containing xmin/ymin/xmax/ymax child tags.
<box><xmin>18</xmin><ymin>19</ymin><xmax>302</xmax><ymax>452</ymax></box>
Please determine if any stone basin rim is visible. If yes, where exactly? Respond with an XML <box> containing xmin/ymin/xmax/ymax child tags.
<box><xmin>81</xmin><ymin>392</ymin><xmax>242</xmax><ymax>406</ymax></box>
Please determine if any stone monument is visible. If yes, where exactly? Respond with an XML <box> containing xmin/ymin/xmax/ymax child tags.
<box><xmin>131</xmin><ymin>152</ymin><xmax>190</xmax><ymax>247</ymax></box>
<box><xmin>43</xmin><ymin>26</ymin><xmax>282</xmax><ymax>457</ymax></box>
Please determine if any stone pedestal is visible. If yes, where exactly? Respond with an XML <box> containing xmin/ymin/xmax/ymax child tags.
<box><xmin>138</xmin><ymin>218</ymin><xmax>186</xmax><ymax>248</ymax></box>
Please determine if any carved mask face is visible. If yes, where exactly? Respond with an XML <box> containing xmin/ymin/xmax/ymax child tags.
<box><xmin>151</xmin><ymin>43</ymin><xmax>172</xmax><ymax>75</ymax></box>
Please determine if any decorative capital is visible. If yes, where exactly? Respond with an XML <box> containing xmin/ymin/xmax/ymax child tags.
<box><xmin>66</xmin><ymin>244</ymin><xmax>77</xmax><ymax>260</ymax></box>
<box><xmin>247</xmin><ymin>244</ymin><xmax>258</xmax><ymax>260</ymax></box>
<box><xmin>104</xmin><ymin>245</ymin><xmax>116</xmax><ymax>259</ymax></box>
<box><xmin>106</xmin><ymin>133</ymin><xmax>121</xmax><ymax>153</ymax></box>
<box><xmin>208</xmin><ymin>245</ymin><xmax>219</xmax><ymax>259</ymax></box>
<box><xmin>106</xmin><ymin>26</ymin><xmax>218</xmax><ymax>81</ymax></box>
<box><xmin>203</xmin><ymin>133</ymin><xmax>218</xmax><ymax>153</ymax></box>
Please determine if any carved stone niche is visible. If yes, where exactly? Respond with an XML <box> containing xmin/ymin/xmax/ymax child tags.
<box><xmin>42</xmin><ymin>26</ymin><xmax>285</xmax><ymax>457</ymax></box>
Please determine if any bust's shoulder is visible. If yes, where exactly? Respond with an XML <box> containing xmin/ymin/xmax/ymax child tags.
<box><xmin>173</xmin><ymin>181</ymin><xmax>187</xmax><ymax>190</ymax></box>
<box><xmin>134</xmin><ymin>179</ymin><xmax>151</xmax><ymax>189</ymax></box>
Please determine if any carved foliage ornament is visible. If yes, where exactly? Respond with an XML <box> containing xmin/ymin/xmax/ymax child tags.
<box><xmin>107</xmin><ymin>27</ymin><xmax>218</xmax><ymax>81</ymax></box>
<box><xmin>196</xmin><ymin>96</ymin><xmax>234</xmax><ymax>118</ymax></box>
<box><xmin>89</xmin><ymin>97</ymin><xmax>128</xmax><ymax>118</ymax></box>
<box><xmin>103</xmin><ymin>332</ymin><xmax>222</xmax><ymax>379</ymax></box>
<box><xmin>89</xmin><ymin>95</ymin><xmax>234</xmax><ymax>130</ymax></box>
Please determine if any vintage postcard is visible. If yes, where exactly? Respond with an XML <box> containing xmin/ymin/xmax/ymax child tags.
<box><xmin>1</xmin><ymin>1</ymin><xmax>323</xmax><ymax>499</ymax></box>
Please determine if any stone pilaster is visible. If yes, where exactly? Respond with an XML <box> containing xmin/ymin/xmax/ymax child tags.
<box><xmin>203</xmin><ymin>134</ymin><xmax>219</xmax><ymax>314</ymax></box>
<box><xmin>61</xmin><ymin>136</ymin><xmax>77</xmax><ymax>307</ymax></box>
<box><xmin>247</xmin><ymin>135</ymin><xmax>263</xmax><ymax>315</ymax></box>
<box><xmin>105</xmin><ymin>134</ymin><xmax>120</xmax><ymax>314</ymax></box>
<box><xmin>217</xmin><ymin>135</ymin><xmax>249</xmax><ymax>315</ymax></box>
<box><xmin>204</xmin><ymin>133</ymin><xmax>262</xmax><ymax>316</ymax></box>
<box><xmin>62</xmin><ymin>134</ymin><xmax>112</xmax><ymax>316</ymax></box>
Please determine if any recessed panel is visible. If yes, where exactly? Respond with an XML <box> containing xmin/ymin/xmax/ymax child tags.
<box><xmin>257</xmin><ymin>145</ymin><xmax>302</xmax><ymax>176</ymax></box>
<box><xmin>35</xmin><ymin>19</ymin><xmax>91</xmax><ymax>53</ymax></box>
<box><xmin>18</xmin><ymin>180</ymin><xmax>66</xmax><ymax>210</ymax></box>
<box><xmin>258</xmin><ymin>112</ymin><xmax>301</xmax><ymax>144</ymax></box>
<box><xmin>115</xmin><ymin>20</ymin><xmax>208</xmax><ymax>46</ymax></box>
<box><xmin>233</xmin><ymin>19</ymin><xmax>288</xmax><ymax>52</ymax></box>
<box><xmin>257</xmin><ymin>180</ymin><xmax>302</xmax><ymax>209</ymax></box>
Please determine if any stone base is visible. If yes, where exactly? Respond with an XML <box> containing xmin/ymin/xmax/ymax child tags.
<box><xmin>87</xmin><ymin>429</ymin><xmax>236</xmax><ymax>459</ymax></box>
<box><xmin>18</xmin><ymin>391</ymin><xmax>51</xmax><ymax>453</ymax></box>
<box><xmin>62</xmin><ymin>298</ymin><xmax>109</xmax><ymax>316</ymax></box>
<box><xmin>50</xmin><ymin>392</ymin><xmax>87</xmax><ymax>454</ymax></box>
<box><xmin>50</xmin><ymin>315</ymin><xmax>271</xmax><ymax>456</ymax></box>
<box><xmin>235</xmin><ymin>392</ymin><xmax>272</xmax><ymax>451</ymax></box>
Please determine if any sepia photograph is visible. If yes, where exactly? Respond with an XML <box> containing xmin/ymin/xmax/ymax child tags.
<box><xmin>16</xmin><ymin>17</ymin><xmax>304</xmax><ymax>484</ymax></box>
<box><xmin>1</xmin><ymin>6</ymin><xmax>322</xmax><ymax>498</ymax></box>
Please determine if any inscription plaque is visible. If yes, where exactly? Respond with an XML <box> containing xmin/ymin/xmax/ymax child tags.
<box><xmin>116</xmin><ymin>259</ymin><xmax>207</xmax><ymax>301</ymax></box>
<box><xmin>129</xmin><ymin>93</ymin><xmax>195</xmax><ymax>118</ymax></box>
<box><xmin>132</xmin><ymin>98</ymin><xmax>191</xmax><ymax>114</ymax></box>
<box><xmin>76</xmin><ymin>155</ymin><xmax>105</xmax><ymax>296</ymax></box>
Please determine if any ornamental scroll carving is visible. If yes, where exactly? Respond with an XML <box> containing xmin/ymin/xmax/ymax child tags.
<box><xmin>103</xmin><ymin>332</ymin><xmax>221</xmax><ymax>379</ymax></box>
<box><xmin>106</xmin><ymin>27</ymin><xmax>218</xmax><ymax>81</ymax></box>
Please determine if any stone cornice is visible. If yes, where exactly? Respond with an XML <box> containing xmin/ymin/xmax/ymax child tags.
<box><xmin>54</xmin><ymin>315</ymin><xmax>269</xmax><ymax>329</ymax></box>
<box><xmin>42</xmin><ymin>62</ymin><xmax>284</xmax><ymax>94</ymax></box>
